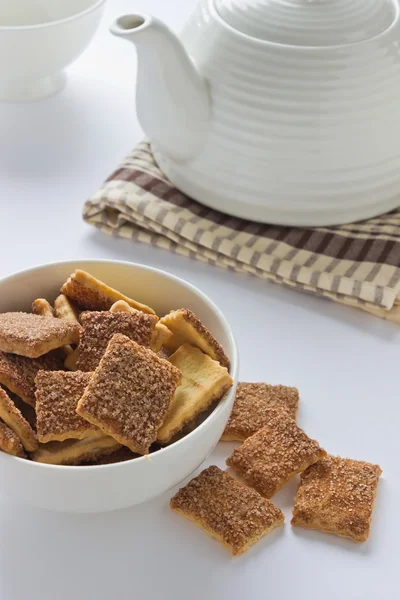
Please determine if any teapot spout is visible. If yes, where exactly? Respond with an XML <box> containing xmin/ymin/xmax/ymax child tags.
<box><xmin>110</xmin><ymin>14</ymin><xmax>210</xmax><ymax>163</ymax></box>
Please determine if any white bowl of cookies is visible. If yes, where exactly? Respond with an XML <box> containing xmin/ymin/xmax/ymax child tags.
<box><xmin>0</xmin><ymin>260</ymin><xmax>237</xmax><ymax>513</ymax></box>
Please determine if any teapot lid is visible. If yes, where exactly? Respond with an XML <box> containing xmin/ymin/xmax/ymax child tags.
<box><xmin>214</xmin><ymin>0</ymin><xmax>397</xmax><ymax>46</ymax></box>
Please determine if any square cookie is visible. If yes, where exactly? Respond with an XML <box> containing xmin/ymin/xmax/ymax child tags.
<box><xmin>35</xmin><ymin>371</ymin><xmax>100</xmax><ymax>442</ymax></box>
<box><xmin>77</xmin><ymin>334</ymin><xmax>182</xmax><ymax>454</ymax></box>
<box><xmin>0</xmin><ymin>312</ymin><xmax>81</xmax><ymax>358</ymax></box>
<box><xmin>227</xmin><ymin>415</ymin><xmax>326</xmax><ymax>497</ymax></box>
<box><xmin>291</xmin><ymin>455</ymin><xmax>382</xmax><ymax>542</ymax></box>
<box><xmin>76</xmin><ymin>310</ymin><xmax>157</xmax><ymax>371</ymax></box>
<box><xmin>171</xmin><ymin>465</ymin><xmax>284</xmax><ymax>555</ymax></box>
<box><xmin>0</xmin><ymin>350</ymin><xmax>63</xmax><ymax>406</ymax></box>
<box><xmin>222</xmin><ymin>382</ymin><xmax>299</xmax><ymax>441</ymax></box>
<box><xmin>159</xmin><ymin>309</ymin><xmax>229</xmax><ymax>367</ymax></box>
<box><xmin>157</xmin><ymin>344</ymin><xmax>233</xmax><ymax>443</ymax></box>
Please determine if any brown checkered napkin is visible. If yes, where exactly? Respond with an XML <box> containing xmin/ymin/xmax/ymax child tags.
<box><xmin>83</xmin><ymin>141</ymin><xmax>400</xmax><ymax>323</ymax></box>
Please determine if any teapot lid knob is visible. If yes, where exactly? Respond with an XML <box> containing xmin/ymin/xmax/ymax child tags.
<box><xmin>215</xmin><ymin>0</ymin><xmax>397</xmax><ymax>46</ymax></box>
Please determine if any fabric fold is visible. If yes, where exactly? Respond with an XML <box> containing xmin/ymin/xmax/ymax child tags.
<box><xmin>83</xmin><ymin>141</ymin><xmax>400</xmax><ymax>323</ymax></box>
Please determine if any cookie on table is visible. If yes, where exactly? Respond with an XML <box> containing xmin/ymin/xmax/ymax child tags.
<box><xmin>61</xmin><ymin>269</ymin><xmax>155</xmax><ymax>314</ymax></box>
<box><xmin>227</xmin><ymin>415</ymin><xmax>326</xmax><ymax>498</ymax></box>
<box><xmin>0</xmin><ymin>387</ymin><xmax>38</xmax><ymax>451</ymax></box>
<box><xmin>0</xmin><ymin>350</ymin><xmax>63</xmax><ymax>406</ymax></box>
<box><xmin>291</xmin><ymin>455</ymin><xmax>382</xmax><ymax>542</ymax></box>
<box><xmin>0</xmin><ymin>312</ymin><xmax>81</xmax><ymax>358</ymax></box>
<box><xmin>0</xmin><ymin>421</ymin><xmax>26</xmax><ymax>457</ymax></box>
<box><xmin>31</xmin><ymin>435</ymin><xmax>121</xmax><ymax>465</ymax></box>
<box><xmin>32</xmin><ymin>299</ymin><xmax>54</xmax><ymax>317</ymax></box>
<box><xmin>159</xmin><ymin>308</ymin><xmax>229</xmax><ymax>367</ymax></box>
<box><xmin>76</xmin><ymin>311</ymin><xmax>157</xmax><ymax>372</ymax></box>
<box><xmin>77</xmin><ymin>334</ymin><xmax>182</xmax><ymax>454</ymax></box>
<box><xmin>170</xmin><ymin>465</ymin><xmax>284</xmax><ymax>556</ymax></box>
<box><xmin>35</xmin><ymin>371</ymin><xmax>101</xmax><ymax>443</ymax></box>
<box><xmin>222</xmin><ymin>382</ymin><xmax>299</xmax><ymax>441</ymax></box>
<box><xmin>158</xmin><ymin>344</ymin><xmax>233</xmax><ymax>443</ymax></box>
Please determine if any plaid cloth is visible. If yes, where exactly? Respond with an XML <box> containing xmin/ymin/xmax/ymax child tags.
<box><xmin>83</xmin><ymin>141</ymin><xmax>400</xmax><ymax>323</ymax></box>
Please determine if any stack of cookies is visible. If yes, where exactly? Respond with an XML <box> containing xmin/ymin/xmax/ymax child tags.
<box><xmin>0</xmin><ymin>269</ymin><xmax>233</xmax><ymax>465</ymax></box>
<box><xmin>171</xmin><ymin>382</ymin><xmax>382</xmax><ymax>554</ymax></box>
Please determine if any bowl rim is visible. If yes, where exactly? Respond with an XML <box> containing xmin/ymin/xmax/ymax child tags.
<box><xmin>0</xmin><ymin>0</ymin><xmax>106</xmax><ymax>32</ymax></box>
<box><xmin>0</xmin><ymin>258</ymin><xmax>239</xmax><ymax>472</ymax></box>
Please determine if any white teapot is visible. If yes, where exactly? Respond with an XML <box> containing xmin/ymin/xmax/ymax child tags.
<box><xmin>111</xmin><ymin>0</ymin><xmax>400</xmax><ymax>226</ymax></box>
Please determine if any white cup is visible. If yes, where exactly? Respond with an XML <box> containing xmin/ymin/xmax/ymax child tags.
<box><xmin>0</xmin><ymin>0</ymin><xmax>106</xmax><ymax>102</ymax></box>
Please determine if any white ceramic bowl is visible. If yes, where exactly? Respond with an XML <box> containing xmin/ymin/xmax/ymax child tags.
<box><xmin>0</xmin><ymin>260</ymin><xmax>238</xmax><ymax>513</ymax></box>
<box><xmin>0</xmin><ymin>0</ymin><xmax>105</xmax><ymax>102</ymax></box>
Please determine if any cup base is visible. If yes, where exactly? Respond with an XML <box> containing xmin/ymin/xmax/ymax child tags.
<box><xmin>0</xmin><ymin>71</ymin><xmax>66</xmax><ymax>103</ymax></box>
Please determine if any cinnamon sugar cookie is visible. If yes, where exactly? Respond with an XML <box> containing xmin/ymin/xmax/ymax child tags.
<box><xmin>222</xmin><ymin>382</ymin><xmax>299</xmax><ymax>441</ymax></box>
<box><xmin>171</xmin><ymin>465</ymin><xmax>284</xmax><ymax>555</ymax></box>
<box><xmin>61</xmin><ymin>269</ymin><xmax>155</xmax><ymax>314</ymax></box>
<box><xmin>291</xmin><ymin>455</ymin><xmax>382</xmax><ymax>542</ymax></box>
<box><xmin>0</xmin><ymin>312</ymin><xmax>80</xmax><ymax>358</ymax></box>
<box><xmin>227</xmin><ymin>415</ymin><xmax>326</xmax><ymax>498</ymax></box>
<box><xmin>77</xmin><ymin>334</ymin><xmax>182</xmax><ymax>454</ymax></box>
<box><xmin>159</xmin><ymin>309</ymin><xmax>229</xmax><ymax>367</ymax></box>
<box><xmin>158</xmin><ymin>344</ymin><xmax>232</xmax><ymax>443</ymax></box>
<box><xmin>35</xmin><ymin>371</ymin><xmax>100</xmax><ymax>442</ymax></box>
<box><xmin>76</xmin><ymin>311</ymin><xmax>157</xmax><ymax>372</ymax></box>
<box><xmin>0</xmin><ymin>350</ymin><xmax>63</xmax><ymax>406</ymax></box>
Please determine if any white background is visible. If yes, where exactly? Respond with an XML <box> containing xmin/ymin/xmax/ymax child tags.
<box><xmin>0</xmin><ymin>1</ymin><xmax>398</xmax><ymax>598</ymax></box>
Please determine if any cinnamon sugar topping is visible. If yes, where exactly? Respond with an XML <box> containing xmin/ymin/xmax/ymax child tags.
<box><xmin>0</xmin><ymin>312</ymin><xmax>81</xmax><ymax>358</ymax></box>
<box><xmin>227</xmin><ymin>414</ymin><xmax>326</xmax><ymax>498</ymax></box>
<box><xmin>171</xmin><ymin>465</ymin><xmax>284</xmax><ymax>555</ymax></box>
<box><xmin>0</xmin><ymin>350</ymin><xmax>64</xmax><ymax>406</ymax></box>
<box><xmin>222</xmin><ymin>382</ymin><xmax>299</xmax><ymax>441</ymax></box>
<box><xmin>61</xmin><ymin>269</ymin><xmax>155</xmax><ymax>314</ymax></box>
<box><xmin>76</xmin><ymin>311</ymin><xmax>157</xmax><ymax>371</ymax></box>
<box><xmin>35</xmin><ymin>370</ymin><xmax>100</xmax><ymax>443</ymax></box>
<box><xmin>77</xmin><ymin>334</ymin><xmax>182</xmax><ymax>454</ymax></box>
<box><xmin>291</xmin><ymin>455</ymin><xmax>382</xmax><ymax>542</ymax></box>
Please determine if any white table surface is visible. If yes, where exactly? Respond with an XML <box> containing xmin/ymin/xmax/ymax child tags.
<box><xmin>0</xmin><ymin>1</ymin><xmax>398</xmax><ymax>598</ymax></box>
